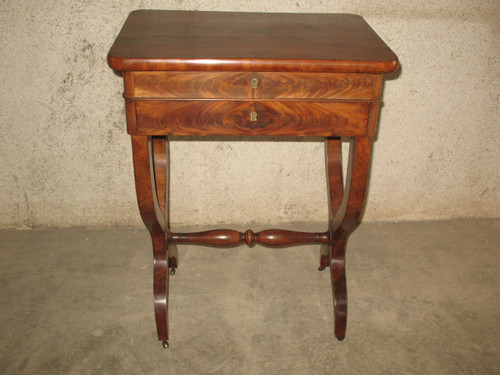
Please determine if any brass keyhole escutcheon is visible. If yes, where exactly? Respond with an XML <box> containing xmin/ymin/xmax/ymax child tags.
<box><xmin>250</xmin><ymin>111</ymin><xmax>258</xmax><ymax>122</ymax></box>
<box><xmin>251</xmin><ymin>78</ymin><xmax>259</xmax><ymax>89</ymax></box>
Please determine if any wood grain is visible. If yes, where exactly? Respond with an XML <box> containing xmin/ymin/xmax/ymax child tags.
<box><xmin>133</xmin><ymin>72</ymin><xmax>253</xmax><ymax>99</ymax></box>
<box><xmin>108</xmin><ymin>10</ymin><xmax>399</xmax><ymax>73</ymax></box>
<box><xmin>134</xmin><ymin>100</ymin><xmax>372</xmax><ymax>137</ymax></box>
<box><xmin>255</xmin><ymin>73</ymin><xmax>378</xmax><ymax>100</ymax></box>
<box><xmin>131</xmin><ymin>71</ymin><xmax>379</xmax><ymax>100</ymax></box>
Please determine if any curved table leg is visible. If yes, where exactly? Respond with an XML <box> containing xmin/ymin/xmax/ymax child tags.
<box><xmin>132</xmin><ymin>135</ymin><xmax>170</xmax><ymax>342</ymax></box>
<box><xmin>328</xmin><ymin>137</ymin><xmax>372</xmax><ymax>340</ymax></box>
<box><xmin>320</xmin><ymin>137</ymin><xmax>344</xmax><ymax>269</ymax></box>
<box><xmin>152</xmin><ymin>137</ymin><xmax>178</xmax><ymax>273</ymax></box>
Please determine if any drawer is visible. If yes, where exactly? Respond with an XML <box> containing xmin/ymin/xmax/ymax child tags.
<box><xmin>133</xmin><ymin>100</ymin><xmax>372</xmax><ymax>137</ymax></box>
<box><xmin>254</xmin><ymin>73</ymin><xmax>380</xmax><ymax>100</ymax></box>
<box><xmin>131</xmin><ymin>72</ymin><xmax>253</xmax><ymax>99</ymax></box>
<box><xmin>129</xmin><ymin>72</ymin><xmax>381</xmax><ymax>100</ymax></box>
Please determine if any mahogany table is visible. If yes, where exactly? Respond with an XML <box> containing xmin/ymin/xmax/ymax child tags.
<box><xmin>107</xmin><ymin>10</ymin><xmax>398</xmax><ymax>348</ymax></box>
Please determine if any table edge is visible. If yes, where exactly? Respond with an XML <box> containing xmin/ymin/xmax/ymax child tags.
<box><xmin>107</xmin><ymin>56</ymin><xmax>399</xmax><ymax>74</ymax></box>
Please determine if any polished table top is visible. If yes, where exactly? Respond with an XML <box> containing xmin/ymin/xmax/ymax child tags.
<box><xmin>107</xmin><ymin>10</ymin><xmax>398</xmax><ymax>73</ymax></box>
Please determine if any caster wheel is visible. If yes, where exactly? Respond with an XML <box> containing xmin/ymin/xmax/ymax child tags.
<box><xmin>162</xmin><ymin>340</ymin><xmax>169</xmax><ymax>349</ymax></box>
<box><xmin>169</xmin><ymin>268</ymin><xmax>176</xmax><ymax>276</ymax></box>
<box><xmin>318</xmin><ymin>266</ymin><xmax>326</xmax><ymax>271</ymax></box>
<box><xmin>337</xmin><ymin>337</ymin><xmax>345</xmax><ymax>342</ymax></box>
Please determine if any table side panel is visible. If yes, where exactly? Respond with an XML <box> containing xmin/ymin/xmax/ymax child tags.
<box><xmin>124</xmin><ymin>72</ymin><xmax>138</xmax><ymax>135</ymax></box>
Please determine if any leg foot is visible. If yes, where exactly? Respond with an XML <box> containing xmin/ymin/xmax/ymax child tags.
<box><xmin>168</xmin><ymin>244</ymin><xmax>178</xmax><ymax>270</ymax></box>
<box><xmin>162</xmin><ymin>340</ymin><xmax>169</xmax><ymax>349</ymax></box>
<box><xmin>331</xmin><ymin>234</ymin><xmax>348</xmax><ymax>341</ymax></box>
<box><xmin>152</xmin><ymin>228</ymin><xmax>169</xmax><ymax>342</ymax></box>
<box><xmin>169</xmin><ymin>268</ymin><xmax>176</xmax><ymax>276</ymax></box>
<box><xmin>318</xmin><ymin>266</ymin><xmax>326</xmax><ymax>271</ymax></box>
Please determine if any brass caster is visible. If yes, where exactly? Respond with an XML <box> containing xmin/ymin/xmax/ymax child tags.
<box><xmin>169</xmin><ymin>268</ymin><xmax>176</xmax><ymax>276</ymax></box>
<box><xmin>162</xmin><ymin>340</ymin><xmax>169</xmax><ymax>349</ymax></box>
<box><xmin>318</xmin><ymin>266</ymin><xmax>326</xmax><ymax>271</ymax></box>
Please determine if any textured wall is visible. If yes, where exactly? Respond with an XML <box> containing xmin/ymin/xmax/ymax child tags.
<box><xmin>0</xmin><ymin>1</ymin><xmax>498</xmax><ymax>228</ymax></box>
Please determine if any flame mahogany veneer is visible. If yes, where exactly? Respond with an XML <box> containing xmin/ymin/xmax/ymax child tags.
<box><xmin>108</xmin><ymin>10</ymin><xmax>399</xmax><ymax>347</ymax></box>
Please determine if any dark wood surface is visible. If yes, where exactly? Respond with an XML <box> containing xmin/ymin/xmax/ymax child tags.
<box><xmin>108</xmin><ymin>10</ymin><xmax>398</xmax><ymax>73</ymax></box>
<box><xmin>108</xmin><ymin>10</ymin><xmax>398</xmax><ymax>346</ymax></box>
<box><xmin>131</xmin><ymin>72</ymin><xmax>381</xmax><ymax>99</ymax></box>
<box><xmin>134</xmin><ymin>100</ymin><xmax>372</xmax><ymax>137</ymax></box>
<box><xmin>131</xmin><ymin>136</ymin><xmax>169</xmax><ymax>341</ymax></box>
<box><xmin>169</xmin><ymin>229</ymin><xmax>329</xmax><ymax>247</ymax></box>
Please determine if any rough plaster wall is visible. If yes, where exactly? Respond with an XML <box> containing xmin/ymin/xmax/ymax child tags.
<box><xmin>0</xmin><ymin>0</ymin><xmax>498</xmax><ymax>228</ymax></box>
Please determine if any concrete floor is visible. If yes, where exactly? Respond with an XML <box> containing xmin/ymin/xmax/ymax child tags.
<box><xmin>0</xmin><ymin>220</ymin><xmax>499</xmax><ymax>374</ymax></box>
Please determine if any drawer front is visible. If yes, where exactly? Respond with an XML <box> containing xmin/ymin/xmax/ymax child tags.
<box><xmin>254</xmin><ymin>73</ymin><xmax>380</xmax><ymax>100</ymax></box>
<box><xmin>133</xmin><ymin>100</ymin><xmax>371</xmax><ymax>137</ymax></box>
<box><xmin>132</xmin><ymin>72</ymin><xmax>253</xmax><ymax>99</ymax></box>
<box><xmin>130</xmin><ymin>72</ymin><xmax>380</xmax><ymax>100</ymax></box>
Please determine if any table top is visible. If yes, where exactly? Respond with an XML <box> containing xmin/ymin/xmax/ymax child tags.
<box><xmin>107</xmin><ymin>10</ymin><xmax>398</xmax><ymax>73</ymax></box>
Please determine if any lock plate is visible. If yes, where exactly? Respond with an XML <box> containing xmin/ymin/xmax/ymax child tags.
<box><xmin>250</xmin><ymin>111</ymin><xmax>258</xmax><ymax>121</ymax></box>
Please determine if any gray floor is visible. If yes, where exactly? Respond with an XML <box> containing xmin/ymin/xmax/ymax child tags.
<box><xmin>0</xmin><ymin>220</ymin><xmax>499</xmax><ymax>375</ymax></box>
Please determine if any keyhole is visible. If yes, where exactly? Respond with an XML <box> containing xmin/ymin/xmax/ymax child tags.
<box><xmin>250</xmin><ymin>111</ymin><xmax>258</xmax><ymax>122</ymax></box>
<box><xmin>251</xmin><ymin>78</ymin><xmax>259</xmax><ymax>89</ymax></box>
